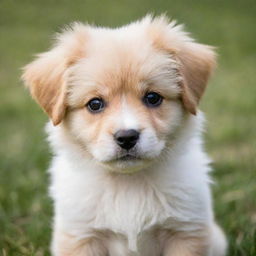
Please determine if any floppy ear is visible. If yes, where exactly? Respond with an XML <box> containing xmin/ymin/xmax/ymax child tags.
<box><xmin>22</xmin><ymin>49</ymin><xmax>68</xmax><ymax>125</ymax></box>
<box><xmin>145</xmin><ymin>15</ymin><xmax>216</xmax><ymax>114</ymax></box>
<box><xmin>22</xmin><ymin>23</ymin><xmax>87</xmax><ymax>125</ymax></box>
<box><xmin>176</xmin><ymin>42</ymin><xmax>216</xmax><ymax>114</ymax></box>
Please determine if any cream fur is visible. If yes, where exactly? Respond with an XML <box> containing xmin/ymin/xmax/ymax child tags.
<box><xmin>22</xmin><ymin>15</ymin><xmax>227</xmax><ymax>256</ymax></box>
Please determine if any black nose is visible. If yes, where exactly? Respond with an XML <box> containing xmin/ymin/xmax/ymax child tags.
<box><xmin>114</xmin><ymin>129</ymin><xmax>140</xmax><ymax>150</ymax></box>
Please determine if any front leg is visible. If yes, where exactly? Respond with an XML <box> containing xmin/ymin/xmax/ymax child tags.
<box><xmin>51</xmin><ymin>229</ymin><xmax>108</xmax><ymax>256</ymax></box>
<box><xmin>160</xmin><ymin>228</ymin><xmax>209</xmax><ymax>256</ymax></box>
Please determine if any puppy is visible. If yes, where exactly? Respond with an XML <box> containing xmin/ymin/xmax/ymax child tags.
<box><xmin>22</xmin><ymin>15</ymin><xmax>227</xmax><ymax>256</ymax></box>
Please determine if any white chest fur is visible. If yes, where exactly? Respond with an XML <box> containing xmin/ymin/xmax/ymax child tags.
<box><xmin>49</xmin><ymin>147</ymin><xmax>212</xmax><ymax>254</ymax></box>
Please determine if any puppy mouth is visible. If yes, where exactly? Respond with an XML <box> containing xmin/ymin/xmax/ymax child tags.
<box><xmin>107</xmin><ymin>150</ymin><xmax>143</xmax><ymax>162</ymax></box>
<box><xmin>117</xmin><ymin>154</ymin><xmax>141</xmax><ymax>161</ymax></box>
<box><xmin>100</xmin><ymin>150</ymin><xmax>153</xmax><ymax>173</ymax></box>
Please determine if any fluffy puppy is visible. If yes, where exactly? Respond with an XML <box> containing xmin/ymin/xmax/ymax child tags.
<box><xmin>22</xmin><ymin>15</ymin><xmax>227</xmax><ymax>256</ymax></box>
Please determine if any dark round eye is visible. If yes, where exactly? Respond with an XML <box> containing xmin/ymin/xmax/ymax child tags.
<box><xmin>86</xmin><ymin>98</ymin><xmax>105</xmax><ymax>113</ymax></box>
<box><xmin>143</xmin><ymin>92</ymin><xmax>163</xmax><ymax>107</ymax></box>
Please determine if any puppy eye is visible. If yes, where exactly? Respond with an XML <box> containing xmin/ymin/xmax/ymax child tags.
<box><xmin>86</xmin><ymin>98</ymin><xmax>105</xmax><ymax>113</ymax></box>
<box><xmin>143</xmin><ymin>92</ymin><xmax>163</xmax><ymax>107</ymax></box>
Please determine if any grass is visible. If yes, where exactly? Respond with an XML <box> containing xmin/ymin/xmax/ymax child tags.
<box><xmin>0</xmin><ymin>0</ymin><xmax>255</xmax><ymax>255</ymax></box>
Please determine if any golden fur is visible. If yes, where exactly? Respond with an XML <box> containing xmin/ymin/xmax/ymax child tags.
<box><xmin>22</xmin><ymin>16</ymin><xmax>215</xmax><ymax>127</ymax></box>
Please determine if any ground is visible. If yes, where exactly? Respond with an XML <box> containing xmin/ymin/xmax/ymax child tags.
<box><xmin>0</xmin><ymin>0</ymin><xmax>255</xmax><ymax>255</ymax></box>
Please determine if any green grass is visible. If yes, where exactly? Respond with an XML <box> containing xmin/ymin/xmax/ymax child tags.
<box><xmin>0</xmin><ymin>0</ymin><xmax>255</xmax><ymax>255</ymax></box>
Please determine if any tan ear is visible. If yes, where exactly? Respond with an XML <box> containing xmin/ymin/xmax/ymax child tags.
<box><xmin>177</xmin><ymin>42</ymin><xmax>216</xmax><ymax>114</ymax></box>
<box><xmin>22</xmin><ymin>50</ymin><xmax>68</xmax><ymax>125</ymax></box>
<box><xmin>145</xmin><ymin>15</ymin><xmax>216</xmax><ymax>114</ymax></box>
<box><xmin>22</xmin><ymin>23</ymin><xmax>87</xmax><ymax>125</ymax></box>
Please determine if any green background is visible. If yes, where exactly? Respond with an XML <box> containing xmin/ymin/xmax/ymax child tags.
<box><xmin>0</xmin><ymin>0</ymin><xmax>255</xmax><ymax>255</ymax></box>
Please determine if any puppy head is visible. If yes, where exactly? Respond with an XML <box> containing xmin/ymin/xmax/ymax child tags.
<box><xmin>22</xmin><ymin>15</ymin><xmax>216</xmax><ymax>173</ymax></box>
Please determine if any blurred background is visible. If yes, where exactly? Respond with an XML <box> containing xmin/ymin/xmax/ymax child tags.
<box><xmin>0</xmin><ymin>0</ymin><xmax>255</xmax><ymax>255</ymax></box>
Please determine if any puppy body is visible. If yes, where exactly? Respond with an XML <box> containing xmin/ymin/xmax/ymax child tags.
<box><xmin>48</xmin><ymin>114</ymin><xmax>219</xmax><ymax>256</ymax></box>
<box><xmin>23</xmin><ymin>15</ymin><xmax>227</xmax><ymax>256</ymax></box>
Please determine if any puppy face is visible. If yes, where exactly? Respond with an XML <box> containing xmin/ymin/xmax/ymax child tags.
<box><xmin>64</xmin><ymin>43</ymin><xmax>183</xmax><ymax>172</ymax></box>
<box><xmin>22</xmin><ymin>15</ymin><xmax>216</xmax><ymax>173</ymax></box>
